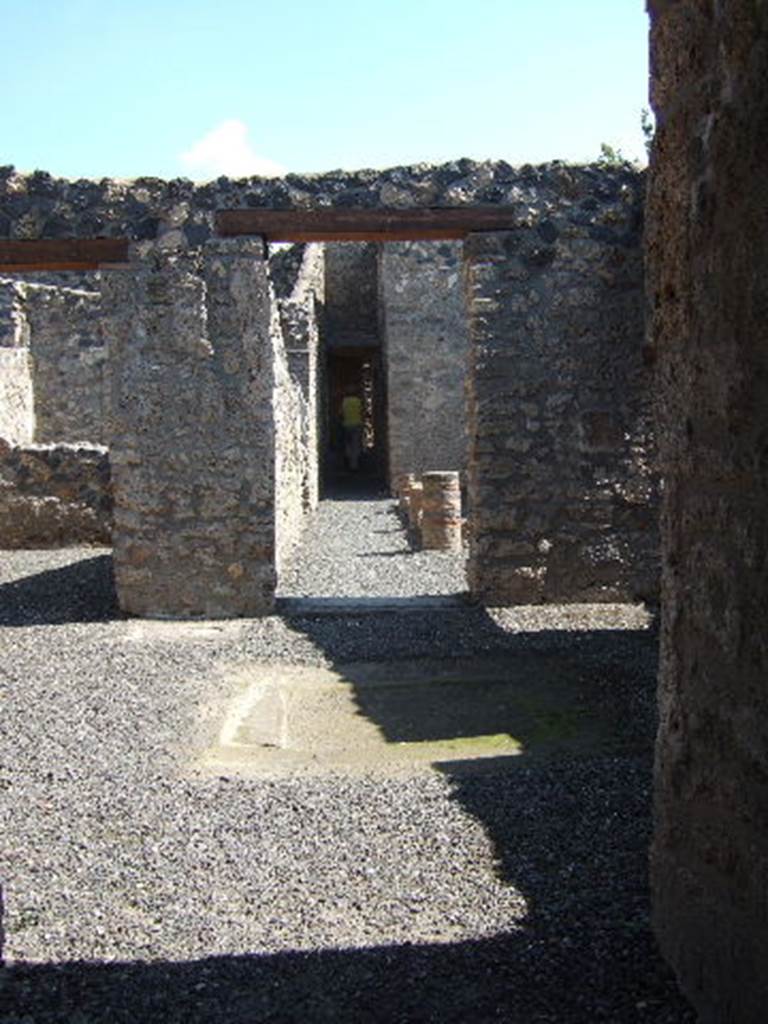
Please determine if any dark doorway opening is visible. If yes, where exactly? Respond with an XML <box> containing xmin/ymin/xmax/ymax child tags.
<box><xmin>323</xmin><ymin>346</ymin><xmax>387</xmax><ymax>492</ymax></box>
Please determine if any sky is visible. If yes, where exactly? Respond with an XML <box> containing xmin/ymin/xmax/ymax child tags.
<box><xmin>1</xmin><ymin>0</ymin><xmax>652</xmax><ymax>182</ymax></box>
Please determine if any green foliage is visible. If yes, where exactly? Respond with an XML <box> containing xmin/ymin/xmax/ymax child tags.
<box><xmin>597</xmin><ymin>142</ymin><xmax>628</xmax><ymax>166</ymax></box>
<box><xmin>598</xmin><ymin>109</ymin><xmax>656</xmax><ymax>168</ymax></box>
<box><xmin>640</xmin><ymin>107</ymin><xmax>655</xmax><ymax>158</ymax></box>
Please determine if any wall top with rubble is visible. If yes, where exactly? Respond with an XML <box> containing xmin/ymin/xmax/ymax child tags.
<box><xmin>0</xmin><ymin>160</ymin><xmax>644</xmax><ymax>246</ymax></box>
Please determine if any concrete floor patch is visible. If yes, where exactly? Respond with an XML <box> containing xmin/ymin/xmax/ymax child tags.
<box><xmin>201</xmin><ymin>654</ymin><xmax>622</xmax><ymax>776</ymax></box>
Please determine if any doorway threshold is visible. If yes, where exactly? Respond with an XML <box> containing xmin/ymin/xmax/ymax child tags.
<box><xmin>276</xmin><ymin>594</ymin><xmax>469</xmax><ymax>617</ymax></box>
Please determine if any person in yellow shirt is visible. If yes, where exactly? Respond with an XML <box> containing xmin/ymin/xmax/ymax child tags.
<box><xmin>341</xmin><ymin>390</ymin><xmax>364</xmax><ymax>471</ymax></box>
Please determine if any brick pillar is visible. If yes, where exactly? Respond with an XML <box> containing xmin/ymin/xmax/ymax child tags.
<box><xmin>421</xmin><ymin>471</ymin><xmax>462</xmax><ymax>551</ymax></box>
<box><xmin>103</xmin><ymin>238</ymin><xmax>277</xmax><ymax>617</ymax></box>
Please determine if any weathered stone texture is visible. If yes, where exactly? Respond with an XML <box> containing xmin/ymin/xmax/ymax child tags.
<box><xmin>0</xmin><ymin>158</ymin><xmax>659</xmax><ymax>615</ymax></box>
<box><xmin>0</xmin><ymin>349</ymin><xmax>34</xmax><ymax>444</ymax></box>
<box><xmin>0</xmin><ymin>439</ymin><xmax>111</xmax><ymax>547</ymax></box>
<box><xmin>324</xmin><ymin>243</ymin><xmax>378</xmax><ymax>344</ymax></box>
<box><xmin>648</xmin><ymin>3</ymin><xmax>768</xmax><ymax>1020</ymax></box>
<box><xmin>464</xmin><ymin>175</ymin><xmax>657</xmax><ymax>604</ymax></box>
<box><xmin>0</xmin><ymin>279</ymin><xmax>28</xmax><ymax>347</ymax></box>
<box><xmin>270</xmin><ymin>244</ymin><xmax>323</xmax><ymax>516</ymax></box>
<box><xmin>0</xmin><ymin>160</ymin><xmax>645</xmax><ymax>243</ymax></box>
<box><xmin>0</xmin><ymin>281</ymin><xmax>35</xmax><ymax>444</ymax></box>
<box><xmin>24</xmin><ymin>284</ymin><xmax>106</xmax><ymax>443</ymax></box>
<box><xmin>104</xmin><ymin>239</ymin><xmax>278</xmax><ymax>618</ymax></box>
<box><xmin>379</xmin><ymin>241</ymin><xmax>469</xmax><ymax>485</ymax></box>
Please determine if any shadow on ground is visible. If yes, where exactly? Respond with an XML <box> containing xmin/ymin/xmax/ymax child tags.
<box><xmin>0</xmin><ymin>553</ymin><xmax>695</xmax><ymax>1021</ymax></box>
<box><xmin>0</xmin><ymin>554</ymin><xmax>119</xmax><ymax>626</ymax></box>
<box><xmin>3</xmin><ymin>921</ymin><xmax>693</xmax><ymax>1024</ymax></box>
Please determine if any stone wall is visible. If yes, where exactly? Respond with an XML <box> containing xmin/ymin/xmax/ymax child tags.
<box><xmin>0</xmin><ymin>279</ymin><xmax>28</xmax><ymax>347</ymax></box>
<box><xmin>0</xmin><ymin>282</ymin><xmax>34</xmax><ymax>443</ymax></box>
<box><xmin>1</xmin><ymin>159</ymin><xmax>659</xmax><ymax>612</ymax></box>
<box><xmin>0</xmin><ymin>349</ymin><xmax>34</xmax><ymax>444</ymax></box>
<box><xmin>0</xmin><ymin>278</ymin><xmax>106</xmax><ymax>445</ymax></box>
<box><xmin>273</xmin><ymin>308</ymin><xmax>307</xmax><ymax>574</ymax></box>
<box><xmin>270</xmin><ymin>243</ymin><xmax>323</xmax><ymax>570</ymax></box>
<box><xmin>464</xmin><ymin>171</ymin><xmax>657</xmax><ymax>605</ymax></box>
<box><xmin>324</xmin><ymin>243</ymin><xmax>378</xmax><ymax>344</ymax></box>
<box><xmin>270</xmin><ymin>243</ymin><xmax>323</xmax><ymax>516</ymax></box>
<box><xmin>24</xmin><ymin>284</ymin><xmax>106</xmax><ymax>443</ymax></box>
<box><xmin>0</xmin><ymin>439</ymin><xmax>111</xmax><ymax>547</ymax></box>
<box><xmin>0</xmin><ymin>161</ymin><xmax>646</xmax><ymax>244</ymax></box>
<box><xmin>648</xmin><ymin>3</ymin><xmax>768</xmax><ymax>1020</ymax></box>
<box><xmin>103</xmin><ymin>239</ymin><xmax>278</xmax><ymax>618</ymax></box>
<box><xmin>379</xmin><ymin>240</ymin><xmax>469</xmax><ymax>485</ymax></box>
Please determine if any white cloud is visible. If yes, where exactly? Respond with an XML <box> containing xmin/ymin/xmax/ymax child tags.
<box><xmin>180</xmin><ymin>119</ymin><xmax>285</xmax><ymax>179</ymax></box>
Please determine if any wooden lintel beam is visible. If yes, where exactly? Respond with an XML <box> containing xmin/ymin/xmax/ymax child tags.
<box><xmin>0</xmin><ymin>239</ymin><xmax>130</xmax><ymax>273</ymax></box>
<box><xmin>215</xmin><ymin>207</ymin><xmax>520</xmax><ymax>242</ymax></box>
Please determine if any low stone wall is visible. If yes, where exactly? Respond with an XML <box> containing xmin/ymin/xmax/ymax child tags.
<box><xmin>464</xmin><ymin>172</ymin><xmax>657</xmax><ymax>605</ymax></box>
<box><xmin>0</xmin><ymin>440</ymin><xmax>111</xmax><ymax>547</ymax></box>
<box><xmin>379</xmin><ymin>240</ymin><xmax>468</xmax><ymax>485</ymax></box>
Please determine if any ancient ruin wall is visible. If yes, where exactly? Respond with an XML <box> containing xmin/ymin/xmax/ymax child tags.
<box><xmin>379</xmin><ymin>241</ymin><xmax>469</xmax><ymax>485</ymax></box>
<box><xmin>103</xmin><ymin>239</ymin><xmax>278</xmax><ymax>618</ymax></box>
<box><xmin>0</xmin><ymin>281</ymin><xmax>34</xmax><ymax>444</ymax></box>
<box><xmin>464</xmin><ymin>172</ymin><xmax>657</xmax><ymax>605</ymax></box>
<box><xmin>0</xmin><ymin>440</ymin><xmax>111</xmax><ymax>547</ymax></box>
<box><xmin>24</xmin><ymin>284</ymin><xmax>106</xmax><ymax>443</ymax></box>
<box><xmin>648</xmin><ymin>3</ymin><xmax>768</xmax><ymax>1020</ymax></box>
<box><xmin>270</xmin><ymin>243</ymin><xmax>323</xmax><ymax>515</ymax></box>
<box><xmin>324</xmin><ymin>243</ymin><xmax>378</xmax><ymax>344</ymax></box>
<box><xmin>0</xmin><ymin>161</ymin><xmax>646</xmax><ymax>245</ymax></box>
<box><xmin>1</xmin><ymin>159</ymin><xmax>658</xmax><ymax>611</ymax></box>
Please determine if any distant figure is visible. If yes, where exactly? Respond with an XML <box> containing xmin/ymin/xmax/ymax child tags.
<box><xmin>341</xmin><ymin>391</ymin><xmax>364</xmax><ymax>471</ymax></box>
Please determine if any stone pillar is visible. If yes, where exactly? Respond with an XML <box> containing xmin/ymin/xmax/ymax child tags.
<box><xmin>103</xmin><ymin>238</ymin><xmax>277</xmax><ymax>618</ymax></box>
<box><xmin>421</xmin><ymin>471</ymin><xmax>462</xmax><ymax>551</ymax></box>
<box><xmin>464</xmin><ymin>215</ymin><xmax>656</xmax><ymax>605</ymax></box>
<box><xmin>648</xmin><ymin>3</ymin><xmax>768</xmax><ymax>1021</ymax></box>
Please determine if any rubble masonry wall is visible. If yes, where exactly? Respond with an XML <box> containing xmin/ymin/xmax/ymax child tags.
<box><xmin>102</xmin><ymin>239</ymin><xmax>278</xmax><ymax>617</ymax></box>
<box><xmin>0</xmin><ymin>281</ymin><xmax>34</xmax><ymax>444</ymax></box>
<box><xmin>379</xmin><ymin>241</ymin><xmax>469</xmax><ymax>486</ymax></box>
<box><xmin>1</xmin><ymin>160</ymin><xmax>658</xmax><ymax>609</ymax></box>
<box><xmin>0</xmin><ymin>439</ymin><xmax>111</xmax><ymax>547</ymax></box>
<box><xmin>24</xmin><ymin>284</ymin><xmax>106</xmax><ymax>443</ymax></box>
<box><xmin>464</xmin><ymin>180</ymin><xmax>657</xmax><ymax>604</ymax></box>
<box><xmin>270</xmin><ymin>243</ymin><xmax>323</xmax><ymax>518</ymax></box>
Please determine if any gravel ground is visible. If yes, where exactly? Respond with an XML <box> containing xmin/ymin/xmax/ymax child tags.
<box><xmin>0</xmin><ymin>507</ymin><xmax>695</xmax><ymax>1023</ymax></box>
<box><xmin>277</xmin><ymin>492</ymin><xmax>467</xmax><ymax>599</ymax></box>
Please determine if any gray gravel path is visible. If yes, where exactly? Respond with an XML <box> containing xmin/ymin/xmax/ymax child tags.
<box><xmin>0</xmin><ymin>524</ymin><xmax>694</xmax><ymax>1022</ymax></box>
<box><xmin>277</xmin><ymin>493</ymin><xmax>467</xmax><ymax>599</ymax></box>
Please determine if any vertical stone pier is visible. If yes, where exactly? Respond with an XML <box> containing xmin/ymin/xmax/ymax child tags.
<box><xmin>103</xmin><ymin>238</ymin><xmax>278</xmax><ymax>617</ymax></box>
<box><xmin>464</xmin><ymin>223</ymin><xmax>656</xmax><ymax>605</ymax></box>
<box><xmin>648</xmin><ymin>2</ymin><xmax>768</xmax><ymax>1020</ymax></box>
